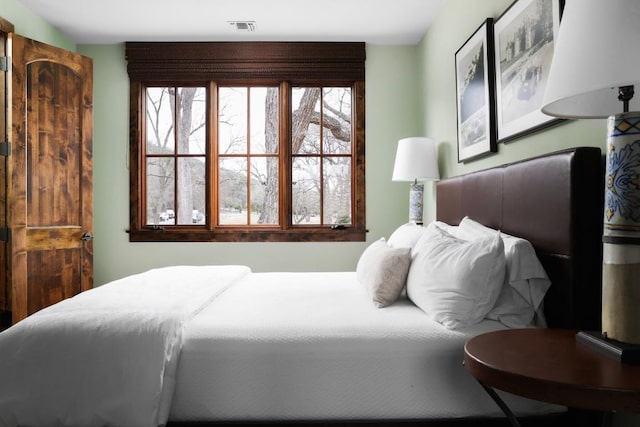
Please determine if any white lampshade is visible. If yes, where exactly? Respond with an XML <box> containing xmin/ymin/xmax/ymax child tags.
<box><xmin>541</xmin><ymin>0</ymin><xmax>640</xmax><ymax>118</ymax></box>
<box><xmin>392</xmin><ymin>137</ymin><xmax>440</xmax><ymax>182</ymax></box>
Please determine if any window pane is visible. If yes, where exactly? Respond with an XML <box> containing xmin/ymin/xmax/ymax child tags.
<box><xmin>322</xmin><ymin>87</ymin><xmax>352</xmax><ymax>155</ymax></box>
<box><xmin>219</xmin><ymin>157</ymin><xmax>248</xmax><ymax>225</ymax></box>
<box><xmin>250</xmin><ymin>87</ymin><xmax>278</xmax><ymax>154</ymax></box>
<box><xmin>219</xmin><ymin>87</ymin><xmax>247</xmax><ymax>155</ymax></box>
<box><xmin>146</xmin><ymin>87</ymin><xmax>175</xmax><ymax>154</ymax></box>
<box><xmin>291</xmin><ymin>87</ymin><xmax>321</xmax><ymax>155</ymax></box>
<box><xmin>323</xmin><ymin>157</ymin><xmax>351</xmax><ymax>225</ymax></box>
<box><xmin>146</xmin><ymin>157</ymin><xmax>175</xmax><ymax>225</ymax></box>
<box><xmin>250</xmin><ymin>156</ymin><xmax>278</xmax><ymax>225</ymax></box>
<box><xmin>292</xmin><ymin>157</ymin><xmax>320</xmax><ymax>224</ymax></box>
<box><xmin>177</xmin><ymin>87</ymin><xmax>207</xmax><ymax>155</ymax></box>
<box><xmin>177</xmin><ymin>157</ymin><xmax>206</xmax><ymax>225</ymax></box>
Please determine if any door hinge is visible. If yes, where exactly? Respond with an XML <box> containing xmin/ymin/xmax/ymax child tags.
<box><xmin>0</xmin><ymin>56</ymin><xmax>10</xmax><ymax>72</ymax></box>
<box><xmin>0</xmin><ymin>141</ymin><xmax>10</xmax><ymax>157</ymax></box>
<box><xmin>0</xmin><ymin>227</ymin><xmax>10</xmax><ymax>242</ymax></box>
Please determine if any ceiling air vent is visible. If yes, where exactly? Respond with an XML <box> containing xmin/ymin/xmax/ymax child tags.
<box><xmin>228</xmin><ymin>21</ymin><xmax>256</xmax><ymax>32</ymax></box>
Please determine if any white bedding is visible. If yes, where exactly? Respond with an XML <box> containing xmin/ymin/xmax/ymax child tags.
<box><xmin>0</xmin><ymin>266</ymin><xmax>562</xmax><ymax>426</ymax></box>
<box><xmin>0</xmin><ymin>265</ymin><xmax>250</xmax><ymax>427</ymax></box>
<box><xmin>170</xmin><ymin>271</ymin><xmax>562</xmax><ymax>422</ymax></box>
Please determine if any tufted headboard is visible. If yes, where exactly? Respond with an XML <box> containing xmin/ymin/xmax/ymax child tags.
<box><xmin>436</xmin><ymin>147</ymin><xmax>604</xmax><ymax>330</ymax></box>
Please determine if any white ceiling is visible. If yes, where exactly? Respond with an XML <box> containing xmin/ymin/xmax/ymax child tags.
<box><xmin>18</xmin><ymin>0</ymin><xmax>443</xmax><ymax>45</ymax></box>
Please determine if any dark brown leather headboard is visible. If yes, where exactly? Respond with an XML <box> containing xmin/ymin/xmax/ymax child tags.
<box><xmin>437</xmin><ymin>147</ymin><xmax>603</xmax><ymax>330</ymax></box>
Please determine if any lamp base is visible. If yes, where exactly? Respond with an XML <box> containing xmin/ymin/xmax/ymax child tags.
<box><xmin>408</xmin><ymin>182</ymin><xmax>424</xmax><ymax>224</ymax></box>
<box><xmin>602</xmin><ymin>113</ymin><xmax>640</xmax><ymax>345</ymax></box>
<box><xmin>576</xmin><ymin>331</ymin><xmax>640</xmax><ymax>364</ymax></box>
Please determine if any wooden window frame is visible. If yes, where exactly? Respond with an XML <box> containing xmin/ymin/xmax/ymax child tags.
<box><xmin>126</xmin><ymin>42</ymin><xmax>366</xmax><ymax>242</ymax></box>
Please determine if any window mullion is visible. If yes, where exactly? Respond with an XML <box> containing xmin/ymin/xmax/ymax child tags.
<box><xmin>245</xmin><ymin>88</ymin><xmax>251</xmax><ymax>225</ymax></box>
<box><xmin>209</xmin><ymin>81</ymin><xmax>218</xmax><ymax>230</ymax></box>
<box><xmin>319</xmin><ymin>88</ymin><xmax>325</xmax><ymax>226</ymax></box>
<box><xmin>280</xmin><ymin>81</ymin><xmax>291</xmax><ymax>230</ymax></box>
<box><xmin>136</xmin><ymin>82</ymin><xmax>146</xmax><ymax>230</ymax></box>
<box><xmin>173</xmin><ymin>87</ymin><xmax>179</xmax><ymax>225</ymax></box>
<box><xmin>352</xmin><ymin>80</ymin><xmax>366</xmax><ymax>231</ymax></box>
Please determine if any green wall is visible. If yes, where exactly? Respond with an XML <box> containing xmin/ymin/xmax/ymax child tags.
<box><xmin>0</xmin><ymin>0</ymin><xmax>608</xmax><ymax>285</ymax></box>
<box><xmin>2</xmin><ymin>0</ymin><xmax>419</xmax><ymax>285</ymax></box>
<box><xmin>0</xmin><ymin>0</ymin><xmax>611</xmax><ymax>282</ymax></box>
<box><xmin>419</xmin><ymin>0</ymin><xmax>606</xmax><ymax>184</ymax></box>
<box><xmin>0</xmin><ymin>0</ymin><xmax>75</xmax><ymax>50</ymax></box>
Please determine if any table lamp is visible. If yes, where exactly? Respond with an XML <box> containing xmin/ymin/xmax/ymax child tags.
<box><xmin>392</xmin><ymin>137</ymin><xmax>440</xmax><ymax>224</ymax></box>
<box><xmin>541</xmin><ymin>0</ymin><xmax>640</xmax><ymax>347</ymax></box>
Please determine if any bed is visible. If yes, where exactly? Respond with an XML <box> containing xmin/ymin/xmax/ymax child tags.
<box><xmin>0</xmin><ymin>147</ymin><xmax>604</xmax><ymax>427</ymax></box>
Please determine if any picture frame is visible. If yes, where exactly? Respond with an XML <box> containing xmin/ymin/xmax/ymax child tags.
<box><xmin>493</xmin><ymin>0</ymin><xmax>564</xmax><ymax>142</ymax></box>
<box><xmin>455</xmin><ymin>18</ymin><xmax>497</xmax><ymax>163</ymax></box>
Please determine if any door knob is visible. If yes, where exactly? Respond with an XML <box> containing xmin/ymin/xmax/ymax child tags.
<box><xmin>81</xmin><ymin>232</ymin><xmax>94</xmax><ymax>241</ymax></box>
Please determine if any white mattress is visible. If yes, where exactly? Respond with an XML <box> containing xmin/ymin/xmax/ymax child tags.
<box><xmin>170</xmin><ymin>272</ymin><xmax>562</xmax><ymax>422</ymax></box>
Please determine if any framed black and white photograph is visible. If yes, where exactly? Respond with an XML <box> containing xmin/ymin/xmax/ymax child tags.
<box><xmin>494</xmin><ymin>0</ymin><xmax>564</xmax><ymax>142</ymax></box>
<box><xmin>455</xmin><ymin>18</ymin><xmax>497</xmax><ymax>163</ymax></box>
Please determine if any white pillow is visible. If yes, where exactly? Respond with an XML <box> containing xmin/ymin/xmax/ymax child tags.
<box><xmin>387</xmin><ymin>221</ymin><xmax>457</xmax><ymax>250</ymax></box>
<box><xmin>456</xmin><ymin>216</ymin><xmax>551</xmax><ymax>328</ymax></box>
<box><xmin>406</xmin><ymin>222</ymin><xmax>505</xmax><ymax>329</ymax></box>
<box><xmin>356</xmin><ymin>238</ymin><xmax>412</xmax><ymax>308</ymax></box>
<box><xmin>387</xmin><ymin>223</ymin><xmax>426</xmax><ymax>249</ymax></box>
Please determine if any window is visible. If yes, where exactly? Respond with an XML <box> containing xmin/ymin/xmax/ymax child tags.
<box><xmin>126</xmin><ymin>42</ymin><xmax>366</xmax><ymax>242</ymax></box>
<box><xmin>291</xmin><ymin>87</ymin><xmax>353</xmax><ymax>226</ymax></box>
<box><xmin>217</xmin><ymin>86</ymin><xmax>279</xmax><ymax>226</ymax></box>
<box><xmin>145</xmin><ymin>87</ymin><xmax>207</xmax><ymax>226</ymax></box>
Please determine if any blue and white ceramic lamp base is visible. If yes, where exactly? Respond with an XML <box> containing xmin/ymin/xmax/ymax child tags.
<box><xmin>603</xmin><ymin>112</ymin><xmax>640</xmax><ymax>344</ymax></box>
<box><xmin>409</xmin><ymin>183</ymin><xmax>424</xmax><ymax>224</ymax></box>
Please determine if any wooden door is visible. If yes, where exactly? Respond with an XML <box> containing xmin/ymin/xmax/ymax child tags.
<box><xmin>0</xmin><ymin>18</ymin><xmax>13</xmax><ymax>328</ymax></box>
<box><xmin>9</xmin><ymin>34</ymin><xmax>93</xmax><ymax>323</ymax></box>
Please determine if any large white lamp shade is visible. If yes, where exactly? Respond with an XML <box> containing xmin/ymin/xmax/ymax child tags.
<box><xmin>392</xmin><ymin>137</ymin><xmax>440</xmax><ymax>182</ymax></box>
<box><xmin>541</xmin><ymin>0</ymin><xmax>640</xmax><ymax>118</ymax></box>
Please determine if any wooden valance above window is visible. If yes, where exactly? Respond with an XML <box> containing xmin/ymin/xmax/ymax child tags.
<box><xmin>125</xmin><ymin>41</ymin><xmax>366</xmax><ymax>82</ymax></box>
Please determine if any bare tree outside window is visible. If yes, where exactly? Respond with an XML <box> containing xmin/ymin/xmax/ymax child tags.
<box><xmin>292</xmin><ymin>87</ymin><xmax>352</xmax><ymax>225</ymax></box>
<box><xmin>145</xmin><ymin>87</ymin><xmax>206</xmax><ymax>226</ymax></box>
<box><xmin>218</xmin><ymin>87</ymin><xmax>279</xmax><ymax>225</ymax></box>
<box><xmin>144</xmin><ymin>85</ymin><xmax>352</xmax><ymax>229</ymax></box>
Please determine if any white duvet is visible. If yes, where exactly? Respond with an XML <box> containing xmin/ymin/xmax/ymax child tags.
<box><xmin>171</xmin><ymin>271</ymin><xmax>561</xmax><ymax>421</ymax></box>
<box><xmin>0</xmin><ymin>266</ymin><xmax>562</xmax><ymax>426</ymax></box>
<box><xmin>0</xmin><ymin>265</ymin><xmax>250</xmax><ymax>427</ymax></box>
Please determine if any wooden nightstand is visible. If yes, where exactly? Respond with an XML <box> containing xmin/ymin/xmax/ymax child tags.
<box><xmin>464</xmin><ymin>329</ymin><xmax>640</xmax><ymax>427</ymax></box>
